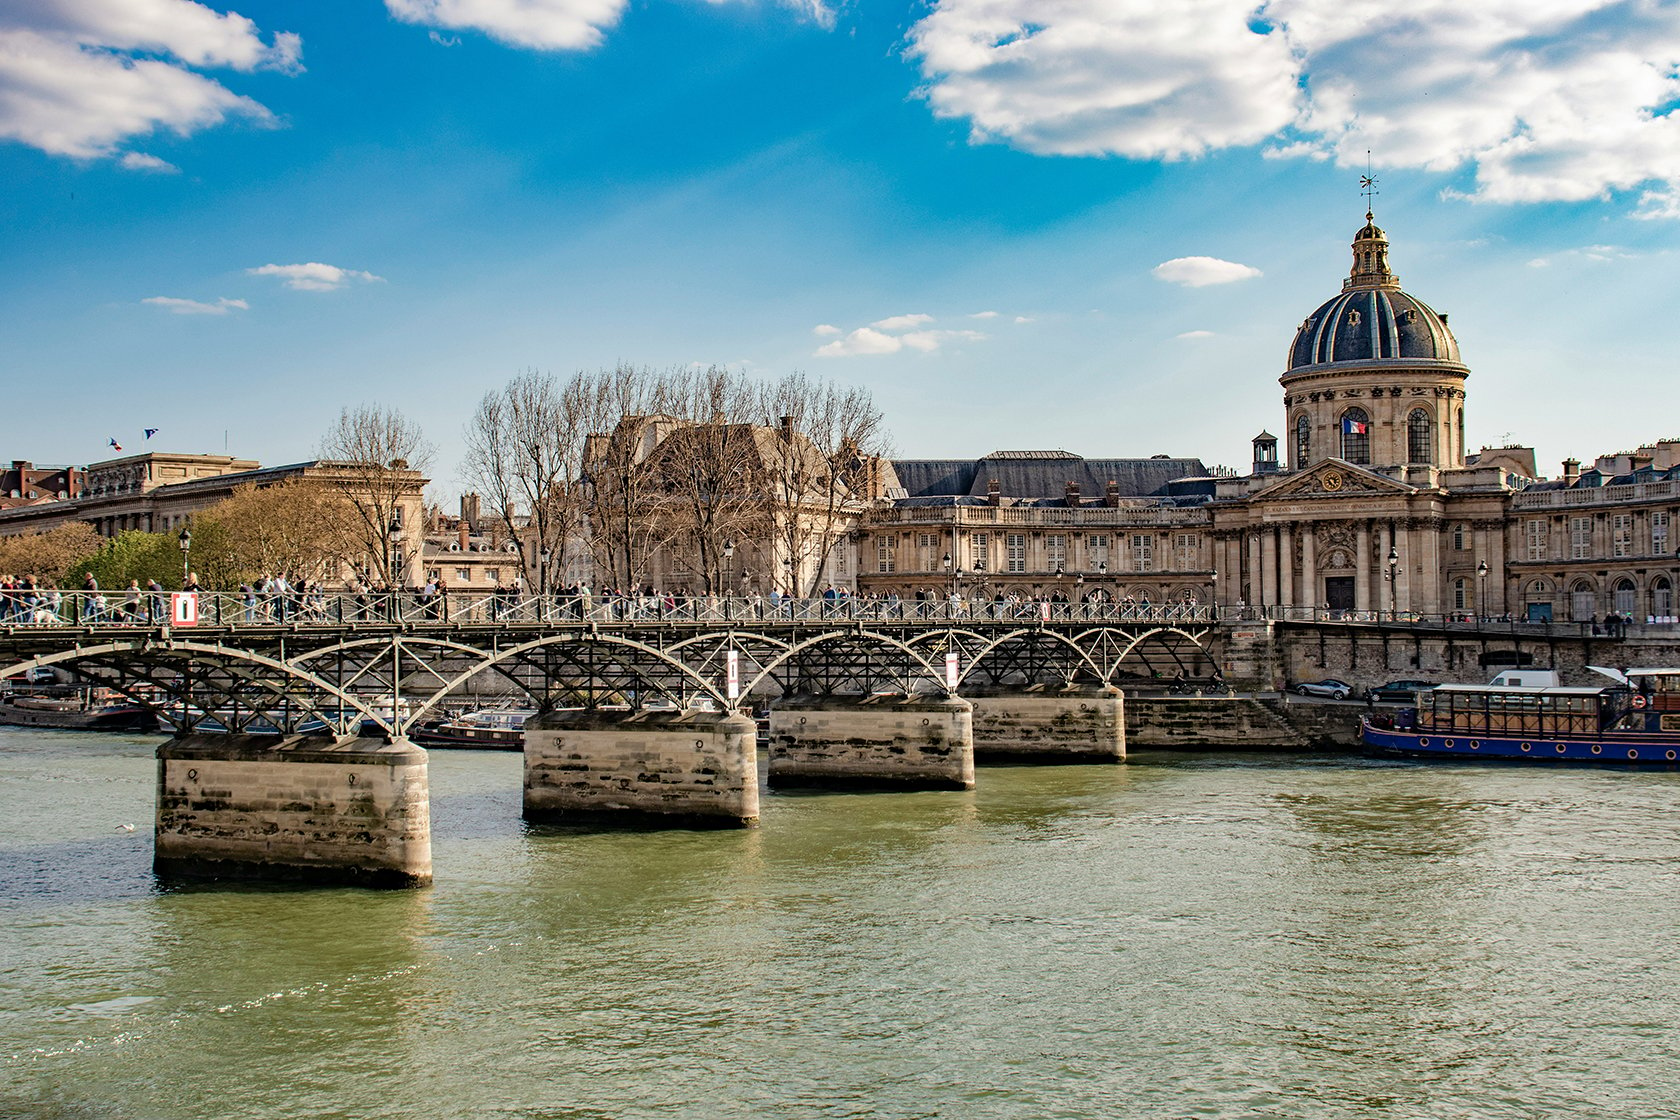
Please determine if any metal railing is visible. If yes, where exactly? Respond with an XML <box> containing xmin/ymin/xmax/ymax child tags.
<box><xmin>0</xmin><ymin>589</ymin><xmax>1221</xmax><ymax>628</ymax></box>
<box><xmin>1</xmin><ymin>589</ymin><xmax>1672</xmax><ymax>634</ymax></box>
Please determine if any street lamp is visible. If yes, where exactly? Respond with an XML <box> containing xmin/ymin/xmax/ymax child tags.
<box><xmin>387</xmin><ymin>514</ymin><xmax>403</xmax><ymax>586</ymax></box>
<box><xmin>1477</xmin><ymin>558</ymin><xmax>1489</xmax><ymax>620</ymax></box>
<box><xmin>722</xmin><ymin>540</ymin><xmax>735</xmax><ymax>597</ymax></box>
<box><xmin>177</xmin><ymin>526</ymin><xmax>191</xmax><ymax>585</ymax></box>
<box><xmin>1385</xmin><ymin>545</ymin><xmax>1399</xmax><ymax>620</ymax></box>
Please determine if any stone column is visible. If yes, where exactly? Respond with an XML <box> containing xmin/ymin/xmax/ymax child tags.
<box><xmin>1260</xmin><ymin>527</ymin><xmax>1278</xmax><ymax>608</ymax></box>
<box><xmin>155</xmin><ymin>734</ymin><xmax>432</xmax><ymax>888</ymax></box>
<box><xmin>1300</xmin><ymin>526</ymin><xmax>1317</xmax><ymax>614</ymax></box>
<box><xmin>1278</xmin><ymin>525</ymin><xmax>1294</xmax><ymax>610</ymax></box>
<box><xmin>769</xmin><ymin>694</ymin><xmax>974</xmax><ymax>789</ymax></box>
<box><xmin>1354</xmin><ymin>522</ymin><xmax>1372</xmax><ymax>612</ymax></box>
<box><xmin>1246</xmin><ymin>533</ymin><xmax>1262</xmax><ymax>610</ymax></box>
<box><xmin>1490</xmin><ymin>521</ymin><xmax>1508</xmax><ymax>616</ymax></box>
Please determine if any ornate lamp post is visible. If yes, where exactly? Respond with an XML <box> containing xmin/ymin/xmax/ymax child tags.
<box><xmin>386</xmin><ymin>514</ymin><xmax>404</xmax><ymax>588</ymax></box>
<box><xmin>177</xmin><ymin>526</ymin><xmax>191</xmax><ymax>585</ymax></box>
<box><xmin>1477</xmin><ymin>558</ymin><xmax>1489</xmax><ymax>621</ymax></box>
<box><xmin>1385</xmin><ymin>544</ymin><xmax>1399</xmax><ymax>621</ymax></box>
<box><xmin>943</xmin><ymin>552</ymin><xmax>955</xmax><ymax>597</ymax></box>
<box><xmin>722</xmin><ymin>540</ymin><xmax>735</xmax><ymax>597</ymax></box>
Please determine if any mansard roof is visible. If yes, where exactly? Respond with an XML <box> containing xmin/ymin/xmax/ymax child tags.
<box><xmin>891</xmin><ymin>452</ymin><xmax>1207</xmax><ymax>501</ymax></box>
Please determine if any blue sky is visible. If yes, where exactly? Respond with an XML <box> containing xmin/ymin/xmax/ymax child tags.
<box><xmin>5</xmin><ymin>0</ymin><xmax>1680</xmax><ymax>496</ymax></box>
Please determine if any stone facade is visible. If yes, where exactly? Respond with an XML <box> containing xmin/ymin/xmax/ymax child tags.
<box><xmin>967</xmin><ymin>685</ymin><xmax>1125</xmax><ymax>761</ymax></box>
<box><xmin>767</xmin><ymin>694</ymin><xmax>975</xmax><ymax>789</ymax></box>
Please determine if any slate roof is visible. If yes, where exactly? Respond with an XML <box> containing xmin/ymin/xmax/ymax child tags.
<box><xmin>891</xmin><ymin>453</ymin><xmax>1207</xmax><ymax>501</ymax></box>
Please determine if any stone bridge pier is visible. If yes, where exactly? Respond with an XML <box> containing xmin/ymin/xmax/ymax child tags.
<box><xmin>965</xmin><ymin>684</ymin><xmax>1126</xmax><ymax>762</ymax></box>
<box><xmin>767</xmin><ymin>694</ymin><xmax>975</xmax><ymax>790</ymax></box>
<box><xmin>154</xmin><ymin>734</ymin><xmax>432</xmax><ymax>888</ymax></box>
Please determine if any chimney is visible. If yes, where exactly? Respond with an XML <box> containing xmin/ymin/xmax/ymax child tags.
<box><xmin>1562</xmin><ymin>458</ymin><xmax>1580</xmax><ymax>482</ymax></box>
<box><xmin>457</xmin><ymin>525</ymin><xmax>470</xmax><ymax>551</ymax></box>
<box><xmin>1105</xmin><ymin>480</ymin><xmax>1120</xmax><ymax>508</ymax></box>
<box><xmin>780</xmin><ymin>415</ymin><xmax>795</xmax><ymax>443</ymax></box>
<box><xmin>987</xmin><ymin>477</ymin><xmax>1001</xmax><ymax>507</ymax></box>
<box><xmin>460</xmin><ymin>492</ymin><xmax>481</xmax><ymax>530</ymax></box>
<box><xmin>1064</xmin><ymin>480</ymin><xmax>1081</xmax><ymax>507</ymax></box>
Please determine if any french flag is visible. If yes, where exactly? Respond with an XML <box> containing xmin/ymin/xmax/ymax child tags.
<box><xmin>1342</xmin><ymin>417</ymin><xmax>1367</xmax><ymax>435</ymax></box>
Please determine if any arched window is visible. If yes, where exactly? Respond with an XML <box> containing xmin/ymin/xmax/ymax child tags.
<box><xmin>1340</xmin><ymin>407</ymin><xmax>1370</xmax><ymax>464</ymax></box>
<box><xmin>1614</xmin><ymin>578</ymin><xmax>1636</xmax><ymax>615</ymax></box>
<box><xmin>1294</xmin><ymin>413</ymin><xmax>1311</xmax><ymax>469</ymax></box>
<box><xmin>1654</xmin><ymin>577</ymin><xmax>1673</xmax><ymax>621</ymax></box>
<box><xmin>1407</xmin><ymin>409</ymin><xmax>1432</xmax><ymax>464</ymax></box>
<box><xmin>1570</xmin><ymin>580</ymin><xmax>1596</xmax><ymax>621</ymax></box>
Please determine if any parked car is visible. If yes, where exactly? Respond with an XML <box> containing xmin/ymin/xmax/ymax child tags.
<box><xmin>1294</xmin><ymin>678</ymin><xmax>1353</xmax><ymax>700</ymax></box>
<box><xmin>1369</xmin><ymin>679</ymin><xmax>1437</xmax><ymax>703</ymax></box>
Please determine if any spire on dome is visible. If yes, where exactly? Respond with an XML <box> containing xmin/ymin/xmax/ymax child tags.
<box><xmin>1343</xmin><ymin>208</ymin><xmax>1399</xmax><ymax>291</ymax></box>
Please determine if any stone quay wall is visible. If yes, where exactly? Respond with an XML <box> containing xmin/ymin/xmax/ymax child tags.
<box><xmin>155</xmin><ymin>734</ymin><xmax>432</xmax><ymax>888</ymax></box>
<box><xmin>966</xmin><ymin>686</ymin><xmax>1125</xmax><ymax>762</ymax></box>
<box><xmin>768</xmin><ymin>694</ymin><xmax>975</xmax><ymax>790</ymax></box>
<box><xmin>1126</xmin><ymin>696</ymin><xmax>1364</xmax><ymax>751</ymax></box>
<box><xmin>523</xmin><ymin>708</ymin><xmax>759</xmax><ymax>828</ymax></box>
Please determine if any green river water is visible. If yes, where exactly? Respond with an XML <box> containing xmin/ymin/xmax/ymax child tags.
<box><xmin>2</xmin><ymin>729</ymin><xmax>1678</xmax><ymax>1120</ymax></box>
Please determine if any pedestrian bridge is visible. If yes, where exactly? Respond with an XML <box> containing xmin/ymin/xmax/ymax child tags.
<box><xmin>0</xmin><ymin>591</ymin><xmax>1222</xmax><ymax>738</ymax></box>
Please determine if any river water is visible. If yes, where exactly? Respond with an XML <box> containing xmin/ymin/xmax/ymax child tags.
<box><xmin>2</xmin><ymin>729</ymin><xmax>1678</xmax><ymax>1120</ymax></box>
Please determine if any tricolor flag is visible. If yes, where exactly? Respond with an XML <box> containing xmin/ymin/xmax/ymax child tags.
<box><xmin>144</xmin><ymin>428</ymin><xmax>159</xmax><ymax>440</ymax></box>
<box><xmin>108</xmin><ymin>438</ymin><xmax>123</xmax><ymax>452</ymax></box>
<box><xmin>1342</xmin><ymin>417</ymin><xmax>1367</xmax><ymax>435</ymax></box>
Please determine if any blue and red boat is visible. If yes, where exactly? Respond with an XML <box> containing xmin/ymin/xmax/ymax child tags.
<box><xmin>1360</xmin><ymin>667</ymin><xmax>1680</xmax><ymax>764</ymax></box>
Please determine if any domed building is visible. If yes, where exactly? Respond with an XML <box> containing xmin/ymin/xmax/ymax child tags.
<box><xmin>1282</xmin><ymin>213</ymin><xmax>1468</xmax><ymax>473</ymax></box>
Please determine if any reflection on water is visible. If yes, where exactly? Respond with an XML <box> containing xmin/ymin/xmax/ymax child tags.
<box><xmin>2</xmin><ymin>732</ymin><xmax>1678</xmax><ymax>1119</ymax></box>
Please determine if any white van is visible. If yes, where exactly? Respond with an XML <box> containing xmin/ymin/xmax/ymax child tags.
<box><xmin>1488</xmin><ymin>669</ymin><xmax>1561</xmax><ymax>689</ymax></box>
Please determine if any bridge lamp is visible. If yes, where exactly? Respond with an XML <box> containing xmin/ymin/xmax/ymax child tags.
<box><xmin>177</xmin><ymin>526</ymin><xmax>191</xmax><ymax>583</ymax></box>
<box><xmin>1477</xmin><ymin>559</ymin><xmax>1489</xmax><ymax>619</ymax></box>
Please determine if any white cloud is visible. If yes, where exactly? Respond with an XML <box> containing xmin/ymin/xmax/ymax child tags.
<box><xmin>870</xmin><ymin>312</ymin><xmax>934</xmax><ymax>331</ymax></box>
<box><xmin>816</xmin><ymin>327</ymin><xmax>904</xmax><ymax>357</ymax></box>
<box><xmin>1013</xmin><ymin>315</ymin><xmax>1034</xmax><ymax>324</ymax></box>
<box><xmin>812</xmin><ymin>323</ymin><xmax>841</xmax><ymax>336</ymax></box>
<box><xmin>1152</xmin><ymin>256</ymin><xmax>1262</xmax><ymax>287</ymax></box>
<box><xmin>1527</xmin><ymin>244</ymin><xmax>1635</xmax><ymax>269</ymax></box>
<box><xmin>908</xmin><ymin>0</ymin><xmax>1680</xmax><ymax>210</ymax></box>
<box><xmin>247</xmin><ymin>262</ymin><xmax>385</xmax><ymax>292</ymax></box>
<box><xmin>385</xmin><ymin>0</ymin><xmax>627</xmax><ymax>51</ymax></box>
<box><xmin>969</xmin><ymin>309</ymin><xmax>999</xmax><ymax>319</ymax></box>
<box><xmin>0</xmin><ymin>1</ymin><xmax>299</xmax><ymax>162</ymax></box>
<box><xmin>1177</xmin><ymin>329</ymin><xmax>1215</xmax><ymax>339</ymax></box>
<box><xmin>815</xmin><ymin>324</ymin><xmax>986</xmax><ymax>357</ymax></box>
<box><xmin>119</xmin><ymin>152</ymin><xmax>178</xmax><ymax>173</ymax></box>
<box><xmin>142</xmin><ymin>295</ymin><xmax>247</xmax><ymax>315</ymax></box>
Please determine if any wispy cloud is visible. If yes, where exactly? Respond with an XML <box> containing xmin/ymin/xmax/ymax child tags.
<box><xmin>811</xmin><ymin>323</ymin><xmax>841</xmax><ymax>336</ymax></box>
<box><xmin>1526</xmin><ymin>245</ymin><xmax>1636</xmax><ymax>269</ymax></box>
<box><xmin>385</xmin><ymin>0</ymin><xmax>627</xmax><ymax>51</ymax></box>
<box><xmin>814</xmin><ymin>313</ymin><xmax>986</xmax><ymax>357</ymax></box>
<box><xmin>0</xmin><ymin>1</ymin><xmax>299</xmax><ymax>163</ymax></box>
<box><xmin>1177</xmin><ymin>329</ymin><xmax>1215</xmax><ymax>339</ymax></box>
<box><xmin>142</xmin><ymin>296</ymin><xmax>248</xmax><ymax>316</ymax></box>
<box><xmin>908</xmin><ymin>0</ymin><xmax>1680</xmax><ymax>211</ymax></box>
<box><xmin>247</xmin><ymin>262</ymin><xmax>384</xmax><ymax>292</ymax></box>
<box><xmin>1152</xmin><ymin>256</ymin><xmax>1262</xmax><ymax>287</ymax></box>
<box><xmin>119</xmin><ymin>152</ymin><xmax>178</xmax><ymax>173</ymax></box>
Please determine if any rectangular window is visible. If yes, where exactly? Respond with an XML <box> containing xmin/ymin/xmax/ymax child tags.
<box><xmin>1046</xmin><ymin>534</ymin><xmax>1067</xmax><ymax>571</ymax></box>
<box><xmin>1525</xmin><ymin>519</ymin><xmax>1547</xmax><ymax>562</ymax></box>
<box><xmin>486</xmin><ymin>568</ymin><xmax>499</xmax><ymax>583</ymax></box>
<box><xmin>877</xmin><ymin>536</ymin><xmax>896</xmax><ymax>573</ymax></box>
<box><xmin>1652</xmin><ymin>511</ymin><xmax>1670</xmax><ymax>556</ymax></box>
<box><xmin>1006</xmin><ymin>533</ymin><xmax>1026</xmax><ymax>573</ymax></box>
<box><xmin>456</xmin><ymin>568</ymin><xmax>471</xmax><ymax>583</ymax></box>
<box><xmin>1174</xmin><ymin>532</ymin><xmax>1198</xmax><ymax>569</ymax></box>
<box><xmin>1612</xmin><ymin>514</ymin><xmax>1633</xmax><ymax>558</ymax></box>
<box><xmin>1086</xmin><ymin>534</ymin><xmax>1109</xmax><ymax>568</ymax></box>
<box><xmin>1131</xmin><ymin>533</ymin><xmax>1153</xmax><ymax>572</ymax></box>
<box><xmin>1452</xmin><ymin>523</ymin><xmax>1466</xmax><ymax>550</ymax></box>
<box><xmin>1570</xmin><ymin>516</ymin><xmax>1591</xmax><ymax>560</ymax></box>
<box><xmin>972</xmin><ymin>533</ymin><xmax>990</xmax><ymax>572</ymax></box>
<box><xmin>918</xmin><ymin>532</ymin><xmax>940</xmax><ymax>572</ymax></box>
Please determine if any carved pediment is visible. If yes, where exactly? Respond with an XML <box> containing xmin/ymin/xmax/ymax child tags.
<box><xmin>1252</xmin><ymin>459</ymin><xmax>1414</xmax><ymax>501</ymax></box>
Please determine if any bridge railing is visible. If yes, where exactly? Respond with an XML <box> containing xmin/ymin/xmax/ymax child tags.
<box><xmin>0</xmin><ymin>589</ymin><xmax>1223</xmax><ymax>629</ymax></box>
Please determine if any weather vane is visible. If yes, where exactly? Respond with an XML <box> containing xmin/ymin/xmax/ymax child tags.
<box><xmin>1360</xmin><ymin>151</ymin><xmax>1379</xmax><ymax>217</ymax></box>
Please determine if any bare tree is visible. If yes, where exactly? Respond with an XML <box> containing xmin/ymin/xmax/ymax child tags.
<box><xmin>758</xmin><ymin>372</ymin><xmax>887</xmax><ymax>597</ymax></box>
<box><xmin>462</xmin><ymin>370</ymin><xmax>595</xmax><ymax>594</ymax></box>
<box><xmin>189</xmin><ymin>481</ymin><xmax>354</xmax><ymax>589</ymax></box>
<box><xmin>652</xmin><ymin>366</ymin><xmax>770</xmax><ymax>595</ymax></box>
<box><xmin>580</xmin><ymin>364</ymin><xmax>682</xmax><ymax>592</ymax></box>
<box><xmin>318</xmin><ymin>405</ymin><xmax>433</xmax><ymax>587</ymax></box>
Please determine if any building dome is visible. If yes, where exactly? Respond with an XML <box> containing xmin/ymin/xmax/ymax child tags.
<box><xmin>1285</xmin><ymin>214</ymin><xmax>1463</xmax><ymax>373</ymax></box>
